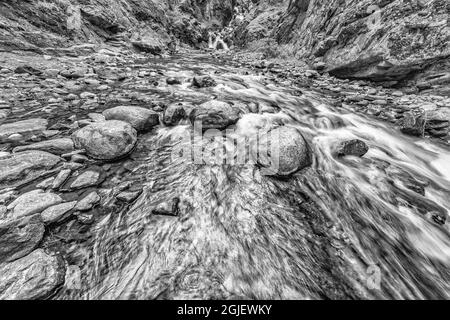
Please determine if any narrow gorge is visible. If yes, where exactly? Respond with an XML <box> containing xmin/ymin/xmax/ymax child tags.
<box><xmin>0</xmin><ymin>0</ymin><xmax>449</xmax><ymax>300</ymax></box>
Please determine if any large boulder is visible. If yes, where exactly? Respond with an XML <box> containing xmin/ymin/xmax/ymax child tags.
<box><xmin>13</xmin><ymin>138</ymin><xmax>74</xmax><ymax>155</ymax></box>
<box><xmin>0</xmin><ymin>219</ymin><xmax>45</xmax><ymax>264</ymax></box>
<box><xmin>0</xmin><ymin>119</ymin><xmax>48</xmax><ymax>143</ymax></box>
<box><xmin>0</xmin><ymin>151</ymin><xmax>61</xmax><ymax>189</ymax></box>
<box><xmin>0</xmin><ymin>249</ymin><xmax>65</xmax><ymax>300</ymax></box>
<box><xmin>103</xmin><ymin>106</ymin><xmax>159</xmax><ymax>132</ymax></box>
<box><xmin>190</xmin><ymin>100</ymin><xmax>241</xmax><ymax>131</ymax></box>
<box><xmin>71</xmin><ymin>120</ymin><xmax>137</xmax><ymax>161</ymax></box>
<box><xmin>258</xmin><ymin>126</ymin><xmax>312</xmax><ymax>177</ymax></box>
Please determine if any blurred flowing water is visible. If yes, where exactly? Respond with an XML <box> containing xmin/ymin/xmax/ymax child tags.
<box><xmin>56</xmin><ymin>53</ymin><xmax>450</xmax><ymax>300</ymax></box>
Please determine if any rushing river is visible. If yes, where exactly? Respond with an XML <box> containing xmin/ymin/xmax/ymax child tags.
<box><xmin>55</xmin><ymin>53</ymin><xmax>450</xmax><ymax>300</ymax></box>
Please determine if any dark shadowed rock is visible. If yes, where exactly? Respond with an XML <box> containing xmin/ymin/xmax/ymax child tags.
<box><xmin>336</xmin><ymin>139</ymin><xmax>369</xmax><ymax>157</ymax></box>
<box><xmin>0</xmin><ymin>219</ymin><xmax>45</xmax><ymax>264</ymax></box>
<box><xmin>166</xmin><ymin>77</ymin><xmax>182</xmax><ymax>85</ymax></box>
<box><xmin>192</xmin><ymin>76</ymin><xmax>217</xmax><ymax>88</ymax></box>
<box><xmin>0</xmin><ymin>151</ymin><xmax>61</xmax><ymax>189</ymax></box>
<box><xmin>0</xmin><ymin>249</ymin><xmax>65</xmax><ymax>300</ymax></box>
<box><xmin>258</xmin><ymin>126</ymin><xmax>312</xmax><ymax>177</ymax></box>
<box><xmin>71</xmin><ymin>120</ymin><xmax>137</xmax><ymax>160</ymax></box>
<box><xmin>103</xmin><ymin>106</ymin><xmax>159</xmax><ymax>132</ymax></box>
<box><xmin>152</xmin><ymin>197</ymin><xmax>180</xmax><ymax>216</ymax></box>
<box><xmin>163</xmin><ymin>102</ymin><xmax>188</xmax><ymax>126</ymax></box>
<box><xmin>190</xmin><ymin>100</ymin><xmax>241</xmax><ymax>130</ymax></box>
<box><xmin>399</xmin><ymin>112</ymin><xmax>426</xmax><ymax>137</ymax></box>
<box><xmin>14</xmin><ymin>65</ymin><xmax>42</xmax><ymax>76</ymax></box>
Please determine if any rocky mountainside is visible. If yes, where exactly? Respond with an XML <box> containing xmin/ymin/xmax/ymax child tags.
<box><xmin>231</xmin><ymin>0</ymin><xmax>450</xmax><ymax>90</ymax></box>
<box><xmin>0</xmin><ymin>0</ymin><xmax>235</xmax><ymax>53</ymax></box>
<box><xmin>2</xmin><ymin>0</ymin><xmax>448</xmax><ymax>89</ymax></box>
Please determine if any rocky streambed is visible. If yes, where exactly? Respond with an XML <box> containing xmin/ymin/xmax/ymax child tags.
<box><xmin>0</xmin><ymin>45</ymin><xmax>449</xmax><ymax>299</ymax></box>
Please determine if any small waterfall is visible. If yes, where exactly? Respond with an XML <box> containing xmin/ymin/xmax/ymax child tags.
<box><xmin>208</xmin><ymin>32</ymin><xmax>229</xmax><ymax>51</ymax></box>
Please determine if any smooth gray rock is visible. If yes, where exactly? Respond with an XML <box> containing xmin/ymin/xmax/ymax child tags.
<box><xmin>0</xmin><ymin>249</ymin><xmax>65</xmax><ymax>300</ymax></box>
<box><xmin>190</xmin><ymin>100</ymin><xmax>241</xmax><ymax>130</ymax></box>
<box><xmin>75</xmin><ymin>192</ymin><xmax>100</xmax><ymax>211</ymax></box>
<box><xmin>71</xmin><ymin>120</ymin><xmax>137</xmax><ymax>160</ymax></box>
<box><xmin>13</xmin><ymin>138</ymin><xmax>74</xmax><ymax>155</ymax></box>
<box><xmin>258</xmin><ymin>126</ymin><xmax>312</xmax><ymax>177</ymax></box>
<box><xmin>0</xmin><ymin>219</ymin><xmax>45</xmax><ymax>264</ymax></box>
<box><xmin>0</xmin><ymin>151</ymin><xmax>61</xmax><ymax>189</ymax></box>
<box><xmin>70</xmin><ymin>170</ymin><xmax>100</xmax><ymax>190</ymax></box>
<box><xmin>6</xmin><ymin>189</ymin><xmax>63</xmax><ymax>221</ymax></box>
<box><xmin>52</xmin><ymin>169</ymin><xmax>72</xmax><ymax>190</ymax></box>
<box><xmin>103</xmin><ymin>106</ymin><xmax>159</xmax><ymax>132</ymax></box>
<box><xmin>41</xmin><ymin>201</ymin><xmax>77</xmax><ymax>224</ymax></box>
<box><xmin>0</xmin><ymin>119</ymin><xmax>48</xmax><ymax>143</ymax></box>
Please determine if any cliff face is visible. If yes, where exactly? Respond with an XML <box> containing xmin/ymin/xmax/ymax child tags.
<box><xmin>0</xmin><ymin>0</ymin><xmax>234</xmax><ymax>52</ymax></box>
<box><xmin>1</xmin><ymin>0</ymin><xmax>448</xmax><ymax>86</ymax></box>
<box><xmin>233</xmin><ymin>0</ymin><xmax>450</xmax><ymax>86</ymax></box>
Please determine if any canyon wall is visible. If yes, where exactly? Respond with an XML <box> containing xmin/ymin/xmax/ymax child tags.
<box><xmin>1</xmin><ymin>0</ymin><xmax>448</xmax><ymax>86</ymax></box>
<box><xmin>0</xmin><ymin>0</ymin><xmax>235</xmax><ymax>52</ymax></box>
<box><xmin>233</xmin><ymin>0</ymin><xmax>450</xmax><ymax>86</ymax></box>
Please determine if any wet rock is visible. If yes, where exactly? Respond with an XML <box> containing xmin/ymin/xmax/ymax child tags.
<box><xmin>336</xmin><ymin>139</ymin><xmax>369</xmax><ymax>157</ymax></box>
<box><xmin>77</xmin><ymin>212</ymin><xmax>95</xmax><ymax>225</ymax></box>
<box><xmin>190</xmin><ymin>100</ymin><xmax>241</xmax><ymax>130</ymax></box>
<box><xmin>192</xmin><ymin>76</ymin><xmax>217</xmax><ymax>88</ymax></box>
<box><xmin>399</xmin><ymin>112</ymin><xmax>426</xmax><ymax>137</ymax></box>
<box><xmin>427</xmin><ymin>211</ymin><xmax>446</xmax><ymax>226</ymax></box>
<box><xmin>0</xmin><ymin>205</ymin><xmax>7</xmax><ymax>218</ymax></box>
<box><xmin>71</xmin><ymin>120</ymin><xmax>137</xmax><ymax>161</ymax></box>
<box><xmin>258</xmin><ymin>126</ymin><xmax>312</xmax><ymax>177</ymax></box>
<box><xmin>163</xmin><ymin>102</ymin><xmax>188</xmax><ymax>126</ymax></box>
<box><xmin>103</xmin><ymin>106</ymin><xmax>159</xmax><ymax>132</ymax></box>
<box><xmin>13</xmin><ymin>138</ymin><xmax>74</xmax><ymax>155</ymax></box>
<box><xmin>132</xmin><ymin>39</ymin><xmax>163</xmax><ymax>55</ymax></box>
<box><xmin>425</xmin><ymin>109</ymin><xmax>450</xmax><ymax>138</ymax></box>
<box><xmin>6</xmin><ymin>190</ymin><xmax>63</xmax><ymax>221</ymax></box>
<box><xmin>0</xmin><ymin>151</ymin><xmax>10</xmax><ymax>159</ymax></box>
<box><xmin>52</xmin><ymin>169</ymin><xmax>71</xmax><ymax>190</ymax></box>
<box><xmin>75</xmin><ymin>192</ymin><xmax>100</xmax><ymax>211</ymax></box>
<box><xmin>166</xmin><ymin>77</ymin><xmax>181</xmax><ymax>85</ymax></box>
<box><xmin>60</xmin><ymin>67</ymin><xmax>86</xmax><ymax>79</ymax></box>
<box><xmin>0</xmin><ymin>219</ymin><xmax>45</xmax><ymax>263</ymax></box>
<box><xmin>41</xmin><ymin>201</ymin><xmax>77</xmax><ymax>225</ymax></box>
<box><xmin>0</xmin><ymin>119</ymin><xmax>48</xmax><ymax>143</ymax></box>
<box><xmin>152</xmin><ymin>197</ymin><xmax>180</xmax><ymax>216</ymax></box>
<box><xmin>69</xmin><ymin>169</ymin><xmax>102</xmax><ymax>190</ymax></box>
<box><xmin>36</xmin><ymin>177</ymin><xmax>55</xmax><ymax>189</ymax></box>
<box><xmin>14</xmin><ymin>65</ymin><xmax>42</xmax><ymax>76</ymax></box>
<box><xmin>88</xmin><ymin>113</ymin><xmax>106</xmax><ymax>122</ymax></box>
<box><xmin>117</xmin><ymin>190</ymin><xmax>142</xmax><ymax>203</ymax></box>
<box><xmin>0</xmin><ymin>151</ymin><xmax>61</xmax><ymax>189</ymax></box>
<box><xmin>0</xmin><ymin>249</ymin><xmax>65</xmax><ymax>300</ymax></box>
